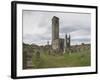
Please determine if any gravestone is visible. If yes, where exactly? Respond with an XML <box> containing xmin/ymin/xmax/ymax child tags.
<box><xmin>34</xmin><ymin>51</ymin><xmax>41</xmax><ymax>68</ymax></box>
<box><xmin>23</xmin><ymin>50</ymin><xmax>27</xmax><ymax>69</ymax></box>
<box><xmin>23</xmin><ymin>50</ymin><xmax>35</xmax><ymax>69</ymax></box>
<box><xmin>35</xmin><ymin>51</ymin><xmax>40</xmax><ymax>60</ymax></box>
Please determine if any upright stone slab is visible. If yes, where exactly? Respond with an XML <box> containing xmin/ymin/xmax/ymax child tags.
<box><xmin>35</xmin><ymin>51</ymin><xmax>40</xmax><ymax>60</ymax></box>
<box><xmin>23</xmin><ymin>49</ymin><xmax>34</xmax><ymax>69</ymax></box>
<box><xmin>23</xmin><ymin>50</ymin><xmax>27</xmax><ymax>69</ymax></box>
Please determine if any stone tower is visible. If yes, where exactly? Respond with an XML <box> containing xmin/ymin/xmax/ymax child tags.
<box><xmin>52</xmin><ymin>16</ymin><xmax>60</xmax><ymax>51</ymax></box>
<box><xmin>52</xmin><ymin>16</ymin><xmax>59</xmax><ymax>41</ymax></box>
<box><xmin>64</xmin><ymin>34</ymin><xmax>71</xmax><ymax>53</ymax></box>
<box><xmin>51</xmin><ymin>16</ymin><xmax>71</xmax><ymax>53</ymax></box>
<box><xmin>67</xmin><ymin>34</ymin><xmax>70</xmax><ymax>48</ymax></box>
<box><xmin>65</xmin><ymin>34</ymin><xmax>68</xmax><ymax>48</ymax></box>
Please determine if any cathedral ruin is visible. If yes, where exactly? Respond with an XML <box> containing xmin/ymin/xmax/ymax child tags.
<box><xmin>52</xmin><ymin>16</ymin><xmax>71</xmax><ymax>53</ymax></box>
<box><xmin>23</xmin><ymin>16</ymin><xmax>91</xmax><ymax>69</ymax></box>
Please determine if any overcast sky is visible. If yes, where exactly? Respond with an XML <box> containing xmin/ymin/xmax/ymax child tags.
<box><xmin>23</xmin><ymin>10</ymin><xmax>91</xmax><ymax>45</ymax></box>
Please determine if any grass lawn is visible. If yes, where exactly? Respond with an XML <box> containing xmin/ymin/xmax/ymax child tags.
<box><xmin>32</xmin><ymin>49</ymin><xmax>91</xmax><ymax>69</ymax></box>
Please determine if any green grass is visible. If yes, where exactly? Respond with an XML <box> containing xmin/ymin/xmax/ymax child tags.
<box><xmin>32</xmin><ymin>49</ymin><xmax>91</xmax><ymax>69</ymax></box>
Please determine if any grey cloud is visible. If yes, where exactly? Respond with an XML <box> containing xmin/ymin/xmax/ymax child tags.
<box><xmin>71</xmin><ymin>38</ymin><xmax>90</xmax><ymax>42</ymax></box>
<box><xmin>23</xmin><ymin>34</ymin><xmax>51</xmax><ymax>43</ymax></box>
<box><xmin>60</xmin><ymin>26</ymin><xmax>78</xmax><ymax>33</ymax></box>
<box><xmin>23</xmin><ymin>10</ymin><xmax>91</xmax><ymax>45</ymax></box>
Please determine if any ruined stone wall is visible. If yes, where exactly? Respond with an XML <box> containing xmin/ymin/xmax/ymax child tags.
<box><xmin>52</xmin><ymin>39</ymin><xmax>60</xmax><ymax>51</ymax></box>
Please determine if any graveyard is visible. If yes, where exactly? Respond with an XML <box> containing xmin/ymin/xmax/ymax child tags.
<box><xmin>23</xmin><ymin>43</ymin><xmax>91</xmax><ymax>69</ymax></box>
<box><xmin>32</xmin><ymin>49</ymin><xmax>90</xmax><ymax>68</ymax></box>
<box><xmin>23</xmin><ymin>16</ymin><xmax>91</xmax><ymax>69</ymax></box>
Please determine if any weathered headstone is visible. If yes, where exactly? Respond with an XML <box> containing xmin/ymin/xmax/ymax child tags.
<box><xmin>34</xmin><ymin>51</ymin><xmax>41</xmax><ymax>68</ymax></box>
<box><xmin>36</xmin><ymin>51</ymin><xmax>40</xmax><ymax>59</ymax></box>
<box><xmin>23</xmin><ymin>50</ymin><xmax>27</xmax><ymax>69</ymax></box>
<box><xmin>23</xmin><ymin>49</ymin><xmax>35</xmax><ymax>69</ymax></box>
